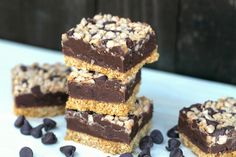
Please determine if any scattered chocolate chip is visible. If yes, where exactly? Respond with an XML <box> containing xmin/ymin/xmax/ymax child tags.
<box><xmin>120</xmin><ymin>153</ymin><xmax>133</xmax><ymax>157</ymax></box>
<box><xmin>20</xmin><ymin>120</ymin><xmax>32</xmax><ymax>135</ymax></box>
<box><xmin>150</xmin><ymin>129</ymin><xmax>164</xmax><ymax>144</ymax></box>
<box><xmin>31</xmin><ymin>86</ymin><xmax>43</xmax><ymax>97</ymax></box>
<box><xmin>167</xmin><ymin>125</ymin><xmax>179</xmax><ymax>138</ymax></box>
<box><xmin>169</xmin><ymin>148</ymin><xmax>184</xmax><ymax>157</ymax></box>
<box><xmin>20</xmin><ymin>65</ymin><xmax>27</xmax><ymax>72</ymax></box>
<box><xmin>166</xmin><ymin>138</ymin><xmax>181</xmax><ymax>151</ymax></box>
<box><xmin>43</xmin><ymin>118</ymin><xmax>57</xmax><ymax>131</ymax></box>
<box><xmin>19</xmin><ymin>147</ymin><xmax>33</xmax><ymax>157</ymax></box>
<box><xmin>14</xmin><ymin>115</ymin><xmax>25</xmax><ymax>128</ymax></box>
<box><xmin>60</xmin><ymin>145</ymin><xmax>76</xmax><ymax>157</ymax></box>
<box><xmin>139</xmin><ymin>136</ymin><xmax>153</xmax><ymax>150</ymax></box>
<box><xmin>138</xmin><ymin>148</ymin><xmax>151</xmax><ymax>157</ymax></box>
<box><xmin>31</xmin><ymin>124</ymin><xmax>44</xmax><ymax>138</ymax></box>
<box><xmin>41</xmin><ymin>132</ymin><xmax>57</xmax><ymax>144</ymax></box>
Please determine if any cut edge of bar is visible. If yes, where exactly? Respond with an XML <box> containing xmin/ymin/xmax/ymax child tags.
<box><xmin>13</xmin><ymin>104</ymin><xmax>65</xmax><ymax>117</ymax></box>
<box><xmin>180</xmin><ymin>133</ymin><xmax>236</xmax><ymax>157</ymax></box>
<box><xmin>64</xmin><ymin>48</ymin><xmax>159</xmax><ymax>81</ymax></box>
<box><xmin>66</xmin><ymin>83</ymin><xmax>140</xmax><ymax>116</ymax></box>
<box><xmin>65</xmin><ymin>120</ymin><xmax>152</xmax><ymax>154</ymax></box>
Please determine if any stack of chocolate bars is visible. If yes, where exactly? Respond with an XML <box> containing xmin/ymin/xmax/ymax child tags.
<box><xmin>61</xmin><ymin>14</ymin><xmax>159</xmax><ymax>154</ymax></box>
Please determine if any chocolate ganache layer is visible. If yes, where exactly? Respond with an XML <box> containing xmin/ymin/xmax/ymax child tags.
<box><xmin>66</xmin><ymin>97</ymin><xmax>153</xmax><ymax>144</ymax></box>
<box><xmin>15</xmin><ymin>90</ymin><xmax>68</xmax><ymax>107</ymax></box>
<box><xmin>68</xmin><ymin>70</ymin><xmax>141</xmax><ymax>103</ymax></box>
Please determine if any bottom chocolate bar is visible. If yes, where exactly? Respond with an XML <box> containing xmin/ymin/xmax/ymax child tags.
<box><xmin>178</xmin><ymin>97</ymin><xmax>236</xmax><ymax>157</ymax></box>
<box><xmin>65</xmin><ymin>97</ymin><xmax>153</xmax><ymax>154</ymax></box>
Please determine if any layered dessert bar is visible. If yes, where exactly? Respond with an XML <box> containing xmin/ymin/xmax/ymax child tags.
<box><xmin>62</xmin><ymin>14</ymin><xmax>159</xmax><ymax>81</ymax></box>
<box><xmin>65</xmin><ymin>97</ymin><xmax>153</xmax><ymax>154</ymax></box>
<box><xmin>12</xmin><ymin>63</ymin><xmax>70</xmax><ymax>117</ymax></box>
<box><xmin>66</xmin><ymin>68</ymin><xmax>141</xmax><ymax>116</ymax></box>
<box><xmin>178</xmin><ymin>97</ymin><xmax>236</xmax><ymax>157</ymax></box>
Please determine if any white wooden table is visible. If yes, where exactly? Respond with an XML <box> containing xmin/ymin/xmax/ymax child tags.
<box><xmin>0</xmin><ymin>39</ymin><xmax>235</xmax><ymax>157</ymax></box>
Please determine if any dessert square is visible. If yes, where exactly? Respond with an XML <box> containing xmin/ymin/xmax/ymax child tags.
<box><xmin>62</xmin><ymin>14</ymin><xmax>159</xmax><ymax>80</ymax></box>
<box><xmin>65</xmin><ymin>68</ymin><xmax>140</xmax><ymax>116</ymax></box>
<box><xmin>65</xmin><ymin>97</ymin><xmax>153</xmax><ymax>154</ymax></box>
<box><xmin>68</xmin><ymin>68</ymin><xmax>141</xmax><ymax>103</ymax></box>
<box><xmin>12</xmin><ymin>63</ymin><xmax>70</xmax><ymax>117</ymax></box>
<box><xmin>178</xmin><ymin>97</ymin><xmax>236</xmax><ymax>157</ymax></box>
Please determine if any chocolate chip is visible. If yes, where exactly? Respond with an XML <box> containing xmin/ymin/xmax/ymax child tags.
<box><xmin>166</xmin><ymin>139</ymin><xmax>181</xmax><ymax>151</ymax></box>
<box><xmin>101</xmin><ymin>39</ymin><xmax>111</xmax><ymax>46</ymax></box>
<box><xmin>60</xmin><ymin>145</ymin><xmax>76</xmax><ymax>157</ymax></box>
<box><xmin>139</xmin><ymin>136</ymin><xmax>153</xmax><ymax>150</ymax></box>
<box><xmin>169</xmin><ymin>148</ymin><xmax>184</xmax><ymax>157</ymax></box>
<box><xmin>49</xmin><ymin>75</ymin><xmax>61</xmax><ymax>81</ymax></box>
<box><xmin>126</xmin><ymin>38</ymin><xmax>134</xmax><ymax>49</ymax></box>
<box><xmin>67</xmin><ymin>29</ymin><xmax>75</xmax><ymax>36</ymax></box>
<box><xmin>120</xmin><ymin>153</ymin><xmax>133</xmax><ymax>157</ymax></box>
<box><xmin>19</xmin><ymin>147</ymin><xmax>33</xmax><ymax>157</ymax></box>
<box><xmin>20</xmin><ymin>65</ymin><xmax>27</xmax><ymax>72</ymax></box>
<box><xmin>167</xmin><ymin>125</ymin><xmax>179</xmax><ymax>138</ymax></box>
<box><xmin>31</xmin><ymin>86</ymin><xmax>43</xmax><ymax>97</ymax></box>
<box><xmin>138</xmin><ymin>148</ymin><xmax>151</xmax><ymax>157</ymax></box>
<box><xmin>31</xmin><ymin>124</ymin><xmax>44</xmax><ymax>138</ymax></box>
<box><xmin>150</xmin><ymin>129</ymin><xmax>164</xmax><ymax>144</ymax></box>
<box><xmin>97</xmin><ymin>75</ymin><xmax>108</xmax><ymax>81</ymax></box>
<box><xmin>21</xmin><ymin>79</ymin><xmax>28</xmax><ymax>85</ymax></box>
<box><xmin>103</xmin><ymin>21</ymin><xmax>116</xmax><ymax>25</ymax></box>
<box><xmin>20</xmin><ymin>120</ymin><xmax>32</xmax><ymax>135</ymax></box>
<box><xmin>66</xmin><ymin>68</ymin><xmax>72</xmax><ymax>74</ymax></box>
<box><xmin>87</xmin><ymin>18</ymin><xmax>96</xmax><ymax>24</ymax></box>
<box><xmin>41</xmin><ymin>132</ymin><xmax>57</xmax><ymax>144</ymax></box>
<box><xmin>43</xmin><ymin>118</ymin><xmax>57</xmax><ymax>131</ymax></box>
<box><xmin>14</xmin><ymin>115</ymin><xmax>25</xmax><ymax>128</ymax></box>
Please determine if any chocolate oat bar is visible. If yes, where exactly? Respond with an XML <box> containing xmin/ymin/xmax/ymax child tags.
<box><xmin>178</xmin><ymin>97</ymin><xmax>236</xmax><ymax>157</ymax></box>
<box><xmin>65</xmin><ymin>97</ymin><xmax>153</xmax><ymax>154</ymax></box>
<box><xmin>62</xmin><ymin>14</ymin><xmax>159</xmax><ymax>81</ymax></box>
<box><xmin>12</xmin><ymin>63</ymin><xmax>70</xmax><ymax>117</ymax></box>
<box><xmin>66</xmin><ymin>68</ymin><xmax>141</xmax><ymax>116</ymax></box>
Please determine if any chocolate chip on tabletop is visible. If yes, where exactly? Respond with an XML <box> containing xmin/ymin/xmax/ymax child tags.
<box><xmin>31</xmin><ymin>124</ymin><xmax>44</xmax><ymax>138</ymax></box>
<box><xmin>14</xmin><ymin>115</ymin><xmax>25</xmax><ymax>128</ymax></box>
<box><xmin>60</xmin><ymin>145</ymin><xmax>76</xmax><ymax>157</ymax></box>
<box><xmin>139</xmin><ymin>136</ymin><xmax>153</xmax><ymax>150</ymax></box>
<box><xmin>169</xmin><ymin>148</ymin><xmax>184</xmax><ymax>157</ymax></box>
<box><xmin>138</xmin><ymin>148</ymin><xmax>151</xmax><ymax>157</ymax></box>
<box><xmin>43</xmin><ymin>118</ymin><xmax>57</xmax><ymax>131</ymax></box>
<box><xmin>20</xmin><ymin>120</ymin><xmax>33</xmax><ymax>135</ymax></box>
<box><xmin>119</xmin><ymin>153</ymin><xmax>133</xmax><ymax>157</ymax></box>
<box><xmin>167</xmin><ymin>125</ymin><xmax>179</xmax><ymax>138</ymax></box>
<box><xmin>150</xmin><ymin>129</ymin><xmax>164</xmax><ymax>144</ymax></box>
<box><xmin>166</xmin><ymin>138</ymin><xmax>181</xmax><ymax>151</ymax></box>
<box><xmin>19</xmin><ymin>147</ymin><xmax>33</xmax><ymax>157</ymax></box>
<box><xmin>41</xmin><ymin>132</ymin><xmax>57</xmax><ymax>144</ymax></box>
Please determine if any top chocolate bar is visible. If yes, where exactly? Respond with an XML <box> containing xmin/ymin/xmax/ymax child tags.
<box><xmin>62</xmin><ymin>14</ymin><xmax>159</xmax><ymax>80</ymax></box>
